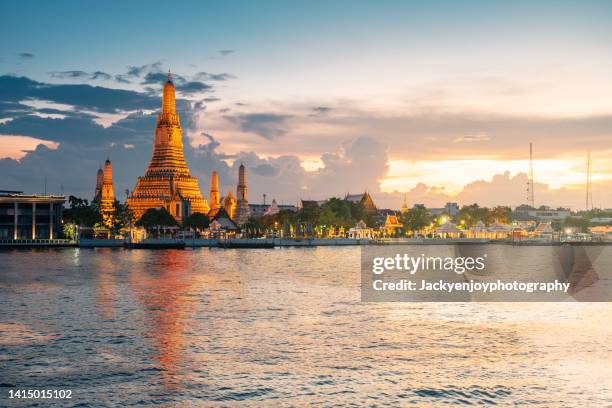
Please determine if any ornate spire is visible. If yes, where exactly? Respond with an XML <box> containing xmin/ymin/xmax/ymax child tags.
<box><xmin>167</xmin><ymin>69</ymin><xmax>173</xmax><ymax>83</ymax></box>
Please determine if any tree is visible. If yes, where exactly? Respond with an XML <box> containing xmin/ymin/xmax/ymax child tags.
<box><xmin>456</xmin><ymin>204</ymin><xmax>493</xmax><ymax>227</ymax></box>
<box><xmin>62</xmin><ymin>195</ymin><xmax>102</xmax><ymax>227</ymax></box>
<box><xmin>242</xmin><ymin>217</ymin><xmax>264</xmax><ymax>238</ymax></box>
<box><xmin>491</xmin><ymin>206</ymin><xmax>512</xmax><ymax>224</ymax></box>
<box><xmin>182</xmin><ymin>212</ymin><xmax>210</xmax><ymax>233</ymax></box>
<box><xmin>400</xmin><ymin>205</ymin><xmax>430</xmax><ymax>236</ymax></box>
<box><xmin>135</xmin><ymin>207</ymin><xmax>177</xmax><ymax>231</ymax></box>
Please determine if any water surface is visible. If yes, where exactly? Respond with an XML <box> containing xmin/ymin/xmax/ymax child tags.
<box><xmin>1</xmin><ymin>247</ymin><xmax>611</xmax><ymax>406</ymax></box>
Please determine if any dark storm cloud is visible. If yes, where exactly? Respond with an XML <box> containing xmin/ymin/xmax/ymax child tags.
<box><xmin>49</xmin><ymin>70</ymin><xmax>113</xmax><ymax>81</ymax></box>
<box><xmin>228</xmin><ymin>113</ymin><xmax>293</xmax><ymax>140</ymax></box>
<box><xmin>18</xmin><ymin>52</ymin><xmax>35</xmax><ymax>59</ymax></box>
<box><xmin>0</xmin><ymin>75</ymin><xmax>159</xmax><ymax>113</ymax></box>
<box><xmin>141</xmin><ymin>71</ymin><xmax>171</xmax><ymax>85</ymax></box>
<box><xmin>91</xmin><ymin>71</ymin><xmax>112</xmax><ymax>80</ymax></box>
<box><xmin>114</xmin><ymin>74</ymin><xmax>131</xmax><ymax>84</ymax></box>
<box><xmin>175</xmin><ymin>81</ymin><xmax>212</xmax><ymax>95</ymax></box>
<box><xmin>195</xmin><ymin>71</ymin><xmax>235</xmax><ymax>81</ymax></box>
<box><xmin>126</xmin><ymin>61</ymin><xmax>163</xmax><ymax>78</ymax></box>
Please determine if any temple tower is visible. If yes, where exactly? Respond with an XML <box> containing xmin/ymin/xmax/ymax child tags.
<box><xmin>127</xmin><ymin>71</ymin><xmax>209</xmax><ymax>222</ymax></box>
<box><xmin>223</xmin><ymin>192</ymin><xmax>236</xmax><ymax>220</ymax></box>
<box><xmin>100</xmin><ymin>159</ymin><xmax>116</xmax><ymax>227</ymax></box>
<box><xmin>210</xmin><ymin>170</ymin><xmax>220</xmax><ymax>210</ymax></box>
<box><xmin>234</xmin><ymin>163</ymin><xmax>250</xmax><ymax>225</ymax></box>
<box><xmin>93</xmin><ymin>166</ymin><xmax>104</xmax><ymax>202</ymax></box>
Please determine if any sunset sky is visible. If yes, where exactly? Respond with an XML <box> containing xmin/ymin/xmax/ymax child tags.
<box><xmin>1</xmin><ymin>0</ymin><xmax>611</xmax><ymax>210</ymax></box>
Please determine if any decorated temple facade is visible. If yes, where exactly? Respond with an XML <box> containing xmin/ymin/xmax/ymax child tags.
<box><xmin>100</xmin><ymin>159</ymin><xmax>116</xmax><ymax>228</ymax></box>
<box><xmin>127</xmin><ymin>72</ymin><xmax>209</xmax><ymax>223</ymax></box>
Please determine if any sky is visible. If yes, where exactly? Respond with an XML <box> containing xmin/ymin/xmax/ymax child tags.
<box><xmin>1</xmin><ymin>0</ymin><xmax>611</xmax><ymax>210</ymax></box>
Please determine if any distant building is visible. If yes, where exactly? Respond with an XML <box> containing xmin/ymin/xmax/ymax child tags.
<box><xmin>514</xmin><ymin>205</ymin><xmax>570</xmax><ymax>222</ymax></box>
<box><xmin>250</xmin><ymin>202</ymin><xmax>297</xmax><ymax>217</ymax></box>
<box><xmin>428</xmin><ymin>202</ymin><xmax>459</xmax><ymax>217</ymax></box>
<box><xmin>264</xmin><ymin>199</ymin><xmax>279</xmax><ymax>216</ymax></box>
<box><xmin>0</xmin><ymin>190</ymin><xmax>65</xmax><ymax>240</ymax></box>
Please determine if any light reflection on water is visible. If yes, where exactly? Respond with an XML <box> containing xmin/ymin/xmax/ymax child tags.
<box><xmin>1</xmin><ymin>247</ymin><xmax>611</xmax><ymax>406</ymax></box>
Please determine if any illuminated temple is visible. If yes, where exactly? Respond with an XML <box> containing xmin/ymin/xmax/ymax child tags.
<box><xmin>127</xmin><ymin>72</ymin><xmax>209</xmax><ymax>222</ymax></box>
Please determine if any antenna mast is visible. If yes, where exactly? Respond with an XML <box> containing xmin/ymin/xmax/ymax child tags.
<box><xmin>586</xmin><ymin>151</ymin><xmax>592</xmax><ymax>211</ymax></box>
<box><xmin>527</xmin><ymin>142</ymin><xmax>535</xmax><ymax>207</ymax></box>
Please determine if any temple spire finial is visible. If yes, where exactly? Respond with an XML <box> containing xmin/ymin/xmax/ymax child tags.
<box><xmin>167</xmin><ymin>69</ymin><xmax>172</xmax><ymax>82</ymax></box>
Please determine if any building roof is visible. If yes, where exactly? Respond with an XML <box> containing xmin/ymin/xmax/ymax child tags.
<box><xmin>211</xmin><ymin>207</ymin><xmax>239</xmax><ymax>231</ymax></box>
<box><xmin>435</xmin><ymin>222</ymin><xmax>462</xmax><ymax>233</ymax></box>
<box><xmin>0</xmin><ymin>191</ymin><xmax>65</xmax><ymax>203</ymax></box>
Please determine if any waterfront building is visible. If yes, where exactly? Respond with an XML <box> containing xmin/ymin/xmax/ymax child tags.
<box><xmin>348</xmin><ymin>220</ymin><xmax>374</xmax><ymax>239</ymax></box>
<box><xmin>513</xmin><ymin>205</ymin><xmax>571</xmax><ymax>222</ymax></box>
<box><xmin>434</xmin><ymin>222</ymin><xmax>463</xmax><ymax>239</ymax></box>
<box><xmin>381</xmin><ymin>214</ymin><xmax>403</xmax><ymax>236</ymax></box>
<box><xmin>428</xmin><ymin>202</ymin><xmax>459</xmax><ymax>217</ymax></box>
<box><xmin>234</xmin><ymin>163</ymin><xmax>250</xmax><ymax>225</ymax></box>
<box><xmin>210</xmin><ymin>170</ymin><xmax>221</xmax><ymax>212</ymax></box>
<box><xmin>0</xmin><ymin>190</ymin><xmax>65</xmax><ymax>240</ymax></box>
<box><xmin>93</xmin><ymin>166</ymin><xmax>104</xmax><ymax>202</ymax></box>
<box><xmin>100</xmin><ymin>159</ymin><xmax>116</xmax><ymax>227</ymax></box>
<box><xmin>127</xmin><ymin>72</ymin><xmax>209</xmax><ymax>223</ymax></box>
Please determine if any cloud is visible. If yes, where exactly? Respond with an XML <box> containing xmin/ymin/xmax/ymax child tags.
<box><xmin>125</xmin><ymin>62</ymin><xmax>163</xmax><ymax>78</ymax></box>
<box><xmin>0</xmin><ymin>75</ymin><xmax>160</xmax><ymax>113</ymax></box>
<box><xmin>195</xmin><ymin>72</ymin><xmax>235</xmax><ymax>81</ymax></box>
<box><xmin>91</xmin><ymin>71</ymin><xmax>112</xmax><ymax>80</ymax></box>
<box><xmin>175</xmin><ymin>81</ymin><xmax>212</xmax><ymax>95</ymax></box>
<box><xmin>453</xmin><ymin>132</ymin><xmax>490</xmax><ymax>143</ymax></box>
<box><xmin>18</xmin><ymin>53</ymin><xmax>34</xmax><ymax>59</ymax></box>
<box><xmin>229</xmin><ymin>113</ymin><xmax>293</xmax><ymax>140</ymax></box>
<box><xmin>49</xmin><ymin>70</ymin><xmax>90</xmax><ymax>79</ymax></box>
<box><xmin>311</xmin><ymin>106</ymin><xmax>332</xmax><ymax>116</ymax></box>
<box><xmin>218</xmin><ymin>50</ymin><xmax>234</xmax><ymax>56</ymax></box>
<box><xmin>49</xmin><ymin>70</ymin><xmax>113</xmax><ymax>81</ymax></box>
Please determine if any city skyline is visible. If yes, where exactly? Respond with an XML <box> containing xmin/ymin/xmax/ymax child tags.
<box><xmin>1</xmin><ymin>0</ymin><xmax>612</xmax><ymax>210</ymax></box>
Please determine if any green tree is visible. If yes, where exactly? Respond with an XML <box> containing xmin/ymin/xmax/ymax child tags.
<box><xmin>400</xmin><ymin>205</ymin><xmax>430</xmax><ymax>236</ymax></box>
<box><xmin>242</xmin><ymin>217</ymin><xmax>264</xmax><ymax>238</ymax></box>
<box><xmin>62</xmin><ymin>195</ymin><xmax>102</xmax><ymax>227</ymax></box>
<box><xmin>135</xmin><ymin>208</ymin><xmax>177</xmax><ymax>232</ymax></box>
<box><xmin>491</xmin><ymin>206</ymin><xmax>512</xmax><ymax>224</ymax></box>
<box><xmin>456</xmin><ymin>204</ymin><xmax>493</xmax><ymax>227</ymax></box>
<box><xmin>563</xmin><ymin>216</ymin><xmax>590</xmax><ymax>232</ymax></box>
<box><xmin>183</xmin><ymin>212</ymin><xmax>210</xmax><ymax>234</ymax></box>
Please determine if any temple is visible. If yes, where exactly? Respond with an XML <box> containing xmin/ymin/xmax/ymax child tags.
<box><xmin>93</xmin><ymin>165</ymin><xmax>104</xmax><ymax>203</ymax></box>
<box><xmin>234</xmin><ymin>163</ymin><xmax>250</xmax><ymax>225</ymax></box>
<box><xmin>209</xmin><ymin>170</ymin><xmax>221</xmax><ymax>215</ymax></box>
<box><xmin>100</xmin><ymin>159</ymin><xmax>116</xmax><ymax>228</ymax></box>
<box><xmin>127</xmin><ymin>71</ymin><xmax>209</xmax><ymax>222</ymax></box>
